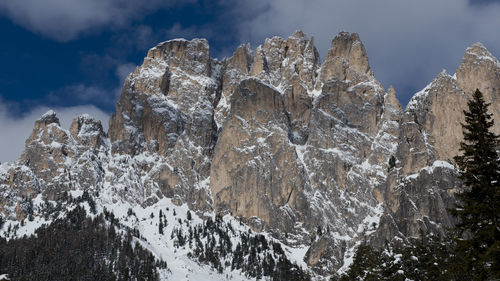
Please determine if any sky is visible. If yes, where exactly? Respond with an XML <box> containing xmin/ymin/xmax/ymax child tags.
<box><xmin>1</xmin><ymin>0</ymin><xmax>500</xmax><ymax>162</ymax></box>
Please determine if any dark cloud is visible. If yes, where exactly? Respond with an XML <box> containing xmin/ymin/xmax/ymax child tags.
<box><xmin>0</xmin><ymin>0</ymin><xmax>193</xmax><ymax>41</ymax></box>
<box><xmin>228</xmin><ymin>0</ymin><xmax>500</xmax><ymax>106</ymax></box>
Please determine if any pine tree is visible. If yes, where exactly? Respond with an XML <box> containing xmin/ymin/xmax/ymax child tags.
<box><xmin>452</xmin><ymin>89</ymin><xmax>500</xmax><ymax>280</ymax></box>
<box><xmin>339</xmin><ymin>240</ymin><xmax>380</xmax><ymax>281</ymax></box>
<box><xmin>159</xmin><ymin>216</ymin><xmax>164</xmax><ymax>235</ymax></box>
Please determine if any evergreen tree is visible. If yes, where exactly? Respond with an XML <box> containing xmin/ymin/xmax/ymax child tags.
<box><xmin>158</xmin><ymin>216</ymin><xmax>164</xmax><ymax>235</ymax></box>
<box><xmin>339</xmin><ymin>240</ymin><xmax>381</xmax><ymax>281</ymax></box>
<box><xmin>452</xmin><ymin>89</ymin><xmax>500</xmax><ymax>280</ymax></box>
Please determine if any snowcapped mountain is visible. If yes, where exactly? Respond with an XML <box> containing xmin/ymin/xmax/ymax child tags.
<box><xmin>1</xmin><ymin>30</ymin><xmax>500</xmax><ymax>280</ymax></box>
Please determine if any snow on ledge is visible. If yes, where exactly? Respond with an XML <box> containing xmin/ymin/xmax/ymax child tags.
<box><xmin>405</xmin><ymin>160</ymin><xmax>456</xmax><ymax>180</ymax></box>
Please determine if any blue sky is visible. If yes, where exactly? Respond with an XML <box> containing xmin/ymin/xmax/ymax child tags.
<box><xmin>0</xmin><ymin>1</ymin><xmax>237</xmax><ymax>115</ymax></box>
<box><xmin>1</xmin><ymin>0</ymin><xmax>500</xmax><ymax>162</ymax></box>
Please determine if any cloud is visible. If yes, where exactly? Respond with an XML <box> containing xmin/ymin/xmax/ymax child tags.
<box><xmin>0</xmin><ymin>0</ymin><xmax>191</xmax><ymax>41</ymax></box>
<box><xmin>115</xmin><ymin>63</ymin><xmax>136</xmax><ymax>84</ymax></box>
<box><xmin>0</xmin><ymin>99</ymin><xmax>110</xmax><ymax>163</ymax></box>
<box><xmin>227</xmin><ymin>0</ymin><xmax>500</xmax><ymax>105</ymax></box>
<box><xmin>46</xmin><ymin>60</ymin><xmax>136</xmax><ymax>110</ymax></box>
<box><xmin>114</xmin><ymin>62</ymin><xmax>137</xmax><ymax>99</ymax></box>
<box><xmin>49</xmin><ymin>84</ymin><xmax>112</xmax><ymax>104</ymax></box>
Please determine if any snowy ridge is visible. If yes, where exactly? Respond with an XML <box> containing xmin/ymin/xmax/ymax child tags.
<box><xmin>466</xmin><ymin>42</ymin><xmax>500</xmax><ymax>68</ymax></box>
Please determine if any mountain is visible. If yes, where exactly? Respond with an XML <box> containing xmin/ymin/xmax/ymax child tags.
<box><xmin>1</xmin><ymin>31</ymin><xmax>499</xmax><ymax>279</ymax></box>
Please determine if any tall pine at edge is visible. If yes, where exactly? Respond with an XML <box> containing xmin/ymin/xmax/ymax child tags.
<box><xmin>452</xmin><ymin>89</ymin><xmax>500</xmax><ymax>280</ymax></box>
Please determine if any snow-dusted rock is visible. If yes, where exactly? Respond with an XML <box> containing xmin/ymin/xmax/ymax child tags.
<box><xmin>2</xmin><ymin>32</ymin><xmax>500</xmax><ymax>278</ymax></box>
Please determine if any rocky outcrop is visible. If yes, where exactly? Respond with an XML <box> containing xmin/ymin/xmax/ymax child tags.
<box><xmin>18</xmin><ymin>111</ymin><xmax>76</xmax><ymax>199</ymax></box>
<box><xmin>375</xmin><ymin>43</ymin><xmax>500</xmax><ymax>243</ymax></box>
<box><xmin>70</xmin><ymin>114</ymin><xmax>107</xmax><ymax>151</ymax></box>
<box><xmin>108</xmin><ymin>38</ymin><xmax>221</xmax><ymax>212</ymax></box>
<box><xmin>211</xmin><ymin>78</ymin><xmax>308</xmax><ymax>232</ymax></box>
<box><xmin>397</xmin><ymin>70</ymin><xmax>467</xmax><ymax>175</ymax></box>
<box><xmin>210</xmin><ymin>32</ymin><xmax>403</xmax><ymax>272</ymax></box>
<box><xmin>0</xmin><ymin>111</ymin><xmax>109</xmax><ymax>220</ymax></box>
<box><xmin>456</xmin><ymin>42</ymin><xmax>500</xmax><ymax>134</ymax></box>
<box><xmin>316</xmin><ymin>32</ymin><xmax>373</xmax><ymax>89</ymax></box>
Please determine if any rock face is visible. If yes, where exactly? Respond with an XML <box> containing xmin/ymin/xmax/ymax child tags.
<box><xmin>108</xmin><ymin>38</ymin><xmax>220</xmax><ymax>211</ymax></box>
<box><xmin>456</xmin><ymin>42</ymin><xmax>500</xmax><ymax>134</ymax></box>
<box><xmin>211</xmin><ymin>78</ymin><xmax>308</xmax><ymax>232</ymax></box>
<box><xmin>1</xmin><ymin>31</ymin><xmax>500</xmax><ymax>277</ymax></box>
<box><xmin>374</xmin><ymin>44</ymin><xmax>500</xmax><ymax>244</ymax></box>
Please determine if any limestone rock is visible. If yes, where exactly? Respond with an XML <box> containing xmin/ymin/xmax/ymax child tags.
<box><xmin>284</xmin><ymin>75</ymin><xmax>312</xmax><ymax>144</ymax></box>
<box><xmin>250</xmin><ymin>31</ymin><xmax>320</xmax><ymax>90</ymax></box>
<box><xmin>316</xmin><ymin>32</ymin><xmax>373</xmax><ymax>89</ymax></box>
<box><xmin>398</xmin><ymin>70</ymin><xmax>467</xmax><ymax>175</ymax></box>
<box><xmin>20</xmin><ymin>111</ymin><xmax>76</xmax><ymax>195</ymax></box>
<box><xmin>108</xmin><ymin>38</ymin><xmax>221</xmax><ymax>213</ymax></box>
<box><xmin>109</xmin><ymin>38</ymin><xmax>219</xmax><ymax>156</ymax></box>
<box><xmin>216</xmin><ymin>44</ymin><xmax>254</xmax><ymax>128</ymax></box>
<box><xmin>70</xmin><ymin>114</ymin><xmax>106</xmax><ymax>150</ymax></box>
<box><xmin>378</xmin><ymin>43</ymin><xmax>500</xmax><ymax>244</ymax></box>
<box><xmin>210</xmin><ymin>78</ymin><xmax>307</xmax><ymax>232</ymax></box>
<box><xmin>456</xmin><ymin>42</ymin><xmax>500</xmax><ymax>134</ymax></box>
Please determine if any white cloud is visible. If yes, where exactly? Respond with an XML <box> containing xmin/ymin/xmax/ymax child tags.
<box><xmin>114</xmin><ymin>62</ymin><xmax>137</xmax><ymax>99</ymax></box>
<box><xmin>0</xmin><ymin>0</ymin><xmax>191</xmax><ymax>41</ymax></box>
<box><xmin>115</xmin><ymin>63</ymin><xmax>136</xmax><ymax>83</ymax></box>
<box><xmin>228</xmin><ymin>0</ymin><xmax>500</xmax><ymax>105</ymax></box>
<box><xmin>0</xmin><ymin>100</ymin><xmax>109</xmax><ymax>163</ymax></box>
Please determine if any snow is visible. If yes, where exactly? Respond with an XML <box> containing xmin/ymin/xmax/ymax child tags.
<box><xmin>406</xmin><ymin>80</ymin><xmax>433</xmax><ymax>111</ymax></box>
<box><xmin>466</xmin><ymin>43</ymin><xmax>500</xmax><ymax>68</ymax></box>
<box><xmin>40</xmin><ymin>109</ymin><xmax>56</xmax><ymax>119</ymax></box>
<box><xmin>0</xmin><ymin>163</ymin><xmax>9</xmax><ymax>176</ymax></box>
<box><xmin>357</xmin><ymin>204</ymin><xmax>384</xmax><ymax>235</ymax></box>
<box><xmin>404</xmin><ymin>160</ymin><xmax>455</xmax><ymax>181</ymax></box>
<box><xmin>337</xmin><ymin>240</ymin><xmax>361</xmax><ymax>274</ymax></box>
<box><xmin>96</xmin><ymin>196</ymin><xmax>309</xmax><ymax>280</ymax></box>
<box><xmin>13</xmin><ymin>217</ymin><xmax>51</xmax><ymax>238</ymax></box>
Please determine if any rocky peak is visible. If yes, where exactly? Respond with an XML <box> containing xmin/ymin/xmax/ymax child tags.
<box><xmin>26</xmin><ymin>110</ymin><xmax>65</xmax><ymax>145</ymax></box>
<box><xmin>398</xmin><ymin>70</ymin><xmax>465</xmax><ymax>174</ymax></box>
<box><xmin>249</xmin><ymin>31</ymin><xmax>320</xmax><ymax>90</ymax></box>
<box><xmin>406</xmin><ymin>70</ymin><xmax>456</xmax><ymax>112</ymax></box>
<box><xmin>220</xmin><ymin>31</ymin><xmax>319</xmax><ymax>130</ymax></box>
<box><xmin>386</xmin><ymin>86</ymin><xmax>402</xmax><ymax>113</ymax></box>
<box><xmin>34</xmin><ymin>109</ymin><xmax>60</xmax><ymax>128</ymax></box>
<box><xmin>5</xmin><ymin>31</ymin><xmax>500</xmax><ymax>278</ymax></box>
<box><xmin>146</xmin><ymin>38</ymin><xmax>211</xmax><ymax>77</ymax></box>
<box><xmin>69</xmin><ymin>114</ymin><xmax>106</xmax><ymax>150</ymax></box>
<box><xmin>15</xmin><ymin>111</ymin><xmax>76</xmax><ymax>200</ymax></box>
<box><xmin>463</xmin><ymin>42</ymin><xmax>499</xmax><ymax>65</ymax></box>
<box><xmin>227</xmin><ymin>43</ymin><xmax>253</xmax><ymax>74</ymax></box>
<box><xmin>329</xmin><ymin>32</ymin><xmax>370</xmax><ymax>73</ymax></box>
<box><xmin>456</xmin><ymin>42</ymin><xmax>500</xmax><ymax>134</ymax></box>
<box><xmin>316</xmin><ymin>32</ymin><xmax>373</xmax><ymax>89</ymax></box>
